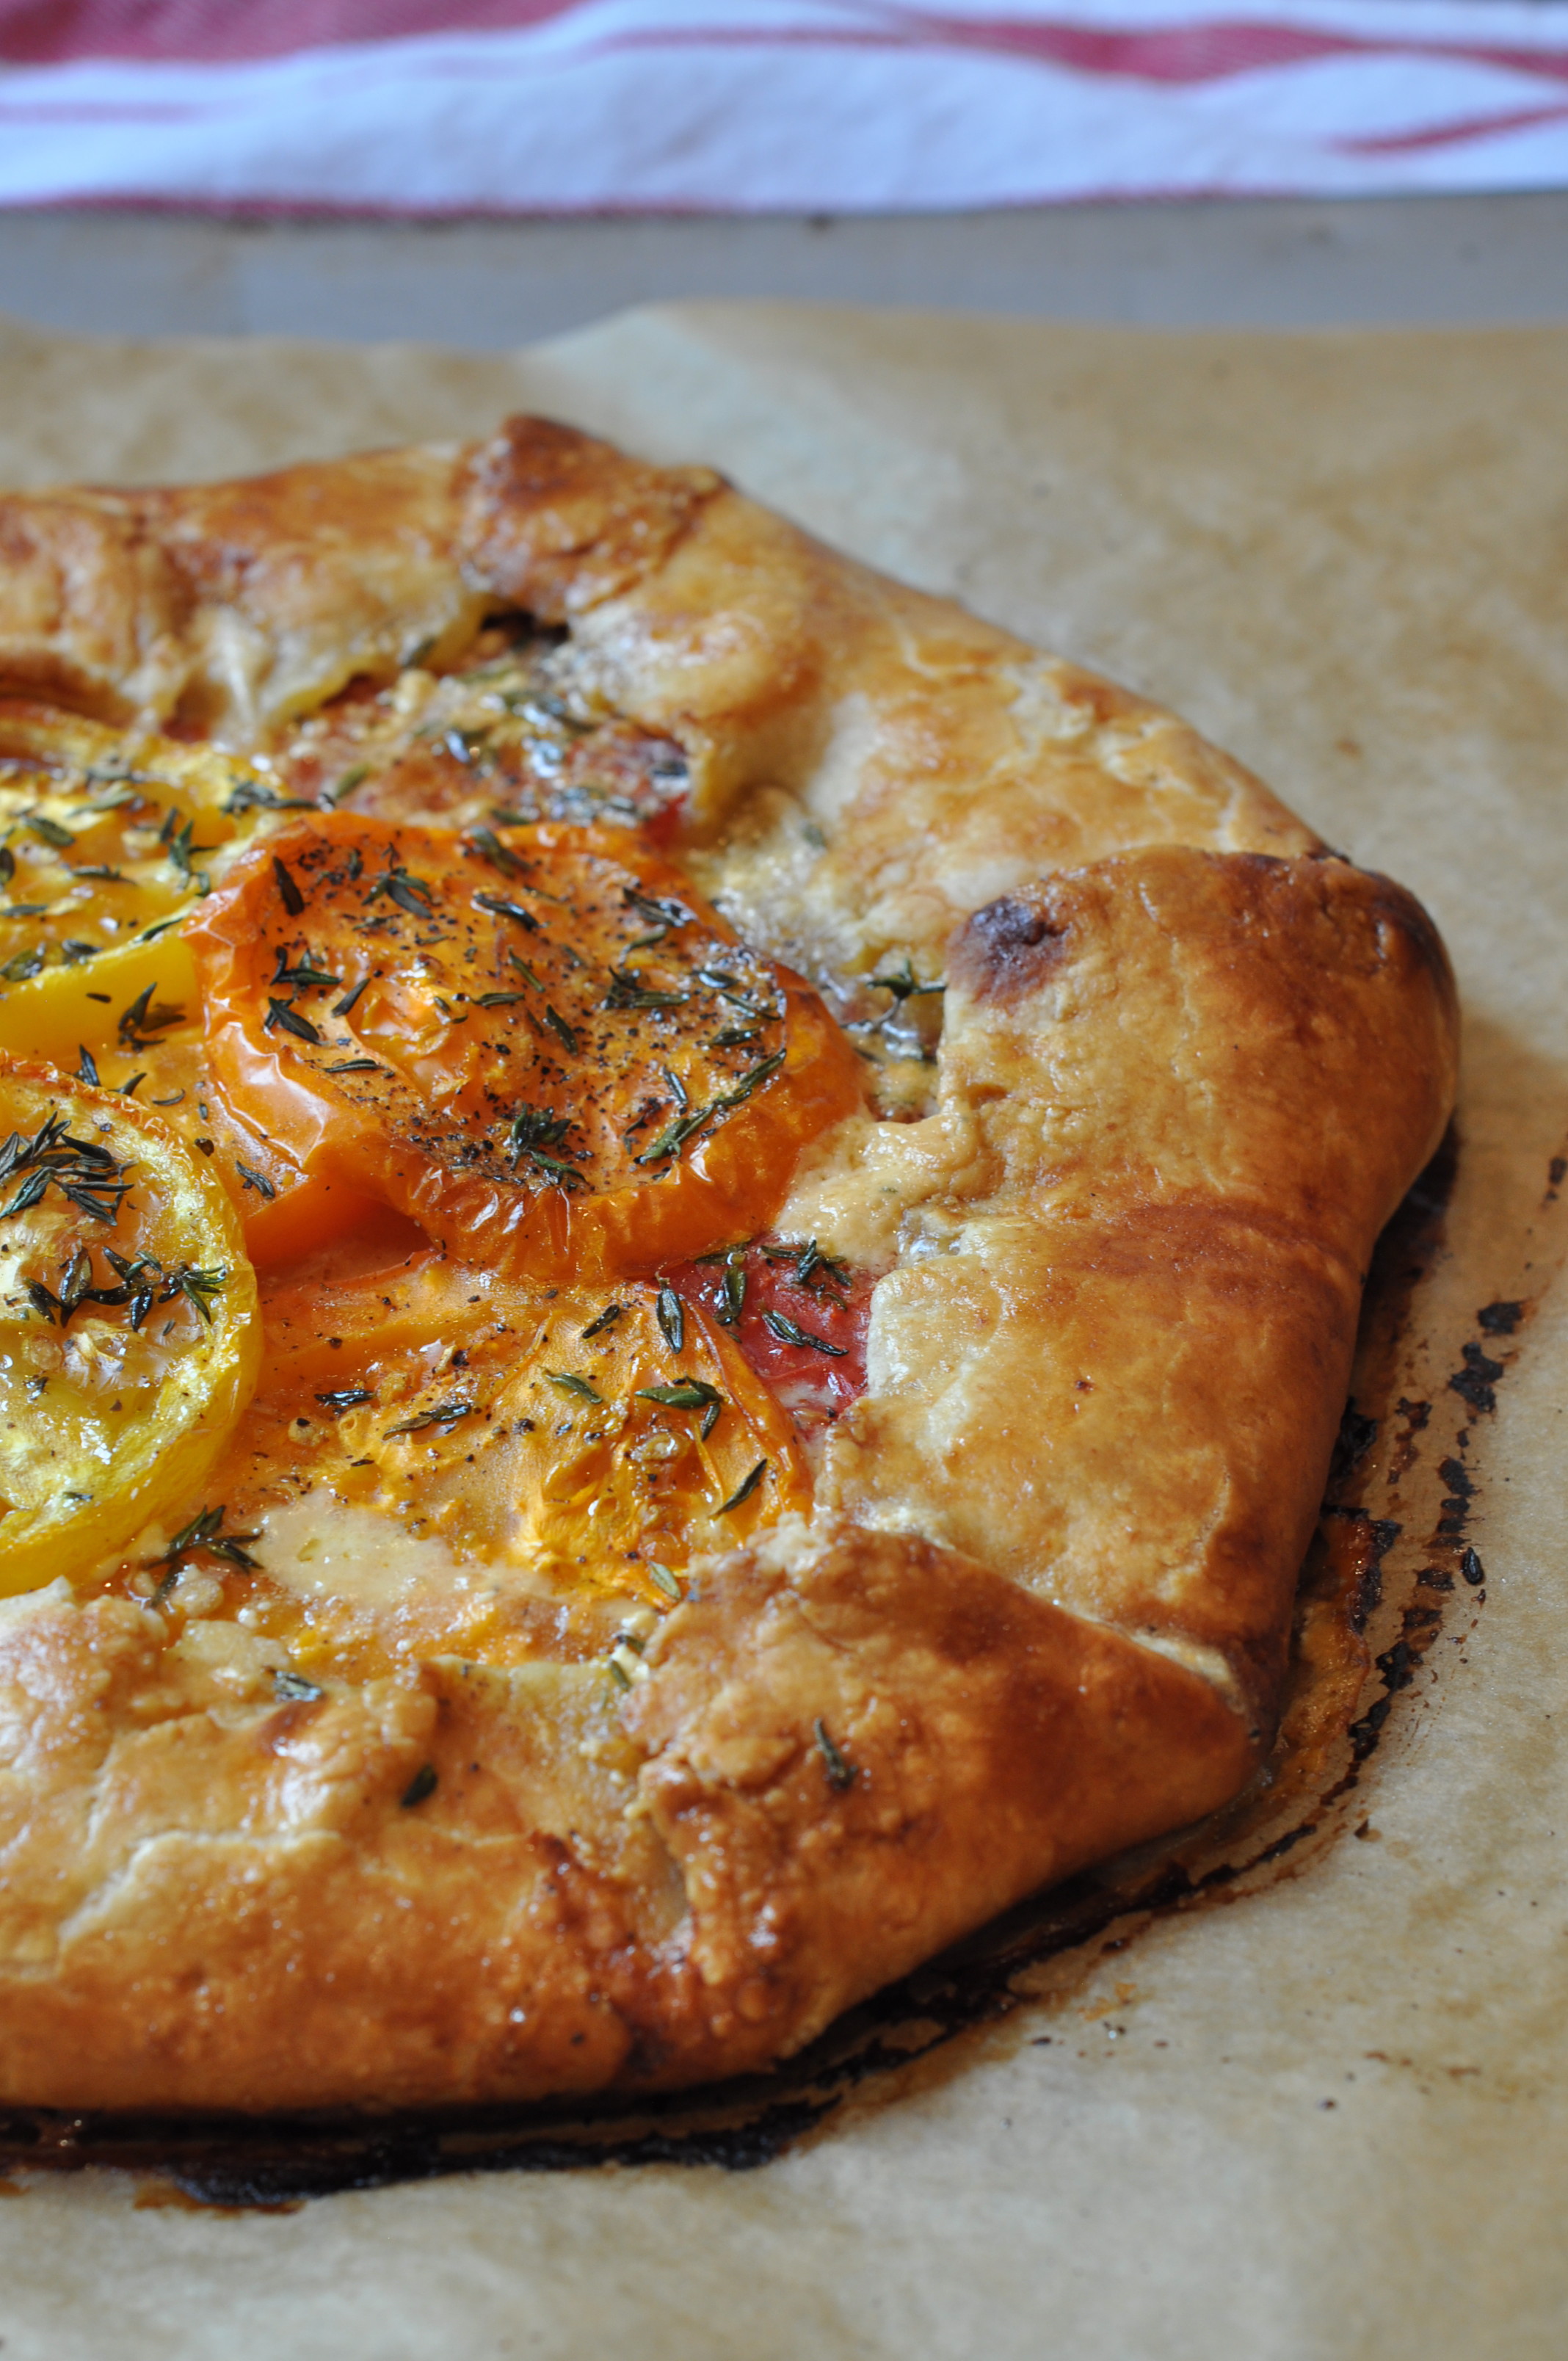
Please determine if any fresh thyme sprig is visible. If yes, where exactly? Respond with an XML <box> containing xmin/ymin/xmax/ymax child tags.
<box><xmin>146</xmin><ymin>1505</ymin><xmax>262</xmax><ymax>1594</ymax></box>
<box><xmin>868</xmin><ymin>957</ymin><xmax>945</xmax><ymax>1001</ymax></box>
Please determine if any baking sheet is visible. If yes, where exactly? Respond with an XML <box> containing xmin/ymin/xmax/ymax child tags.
<box><xmin>1</xmin><ymin>300</ymin><xmax>1567</xmax><ymax>2359</ymax></box>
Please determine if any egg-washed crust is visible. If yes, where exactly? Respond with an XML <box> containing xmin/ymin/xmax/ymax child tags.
<box><xmin>0</xmin><ymin>419</ymin><xmax>1458</xmax><ymax>2112</ymax></box>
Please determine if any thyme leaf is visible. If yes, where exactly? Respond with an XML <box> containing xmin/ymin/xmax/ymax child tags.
<box><xmin>164</xmin><ymin>816</ymin><xmax>217</xmax><ymax>891</ymax></box>
<box><xmin>542</xmin><ymin>1004</ymin><xmax>578</xmax><ymax>1055</ymax></box>
<box><xmin>383</xmin><ymin>1398</ymin><xmax>476</xmax><ymax>1437</ymax></box>
<box><xmin>694</xmin><ymin>968</ymin><xmax>764</xmax><ymax>1012</ymax></box>
<box><xmin>714</xmin><ymin>1050</ymin><xmax>785</xmax><ymax>1109</ymax></box>
<box><xmin>273</xmin><ymin>1667</ymin><xmax>325</xmax><ymax>1701</ymax></box>
<box><xmin>713</xmin><ymin>1247</ymin><xmax>747</xmax><ymax>1328</ymax></box>
<box><xmin>714</xmin><ymin>1459</ymin><xmax>768</xmax><ymax>1516</ymax></box>
<box><xmin>225</xmin><ymin>778</ymin><xmax>313</xmax><ymax>815</ymax></box>
<box><xmin>603</xmin><ymin>968</ymin><xmax>689</xmax><ymax>1012</ymax></box>
<box><xmin>621</xmin><ymin>885</ymin><xmax>694</xmax><ymax>931</ymax></box>
<box><xmin>118</xmin><ymin>982</ymin><xmax>185</xmax><ymax>1050</ymax></box>
<box><xmin>656</xmin><ymin>1286</ymin><xmax>685</xmax><ymax>1354</ymax></box>
<box><xmin>813</xmin><ymin>1716</ymin><xmax>857</xmax><ymax>1791</ymax></box>
<box><xmin>366</xmin><ymin>866</ymin><xmax>434</xmax><ymax>918</ymax></box>
<box><xmin>633</xmin><ymin>1106</ymin><xmax>710</xmax><ymax>1165</ymax></box>
<box><xmin>271</xmin><ymin>951</ymin><xmax>342</xmax><ymax>990</ymax></box>
<box><xmin>580</xmin><ymin>1302</ymin><xmax>627</xmax><ymax>1341</ymax></box>
<box><xmin>272</xmin><ymin>856</ymin><xmax>306</xmax><ymax>916</ymax></box>
<box><xmin>633</xmin><ymin>1379</ymin><xmax>722</xmax><ymax>1407</ymax></box>
<box><xmin>468</xmin><ymin>827</ymin><xmax>525</xmax><ymax>878</ymax></box>
<box><xmin>526</xmin><ymin>1147</ymin><xmax>582</xmax><ymax>1186</ymax></box>
<box><xmin>21</xmin><ymin>810</ymin><xmax>73</xmax><ymax>850</ymax></box>
<box><xmin>146</xmin><ymin>1504</ymin><xmax>262</xmax><ymax>1577</ymax></box>
<box><xmin>265</xmin><ymin>998</ymin><xmax>322</xmax><ymax>1045</ymax></box>
<box><xmin>0</xmin><ymin>1110</ymin><xmax>130</xmax><ymax>1226</ymax></box>
<box><xmin>763</xmin><ymin>1238</ymin><xmax>852</xmax><ymax>1297</ymax></box>
<box><xmin>474</xmin><ymin>891</ymin><xmax>540</xmax><ymax>933</ymax></box>
<box><xmin>168</xmin><ymin>1263</ymin><xmax>228</xmax><ymax>1324</ymax></box>
<box><xmin>507</xmin><ymin>1104</ymin><xmax>572</xmax><ymax>1158</ymax></box>
<box><xmin>868</xmin><ymin>958</ymin><xmax>945</xmax><ymax>1001</ymax></box>
<box><xmin>761</xmin><ymin>1308</ymin><xmax>847</xmax><ymax>1357</ymax></box>
<box><xmin>324</xmin><ymin>762</ymin><xmax>370</xmax><ymax>807</ymax></box>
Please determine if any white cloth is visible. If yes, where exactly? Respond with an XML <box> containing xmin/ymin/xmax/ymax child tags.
<box><xmin>1</xmin><ymin>0</ymin><xmax>1566</xmax><ymax>214</ymax></box>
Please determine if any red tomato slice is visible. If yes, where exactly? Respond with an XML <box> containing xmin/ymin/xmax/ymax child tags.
<box><xmin>663</xmin><ymin>1239</ymin><xmax>874</xmax><ymax>1442</ymax></box>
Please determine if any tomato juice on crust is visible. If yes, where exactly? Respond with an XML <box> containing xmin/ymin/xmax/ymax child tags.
<box><xmin>185</xmin><ymin>813</ymin><xmax>865</xmax><ymax>1279</ymax></box>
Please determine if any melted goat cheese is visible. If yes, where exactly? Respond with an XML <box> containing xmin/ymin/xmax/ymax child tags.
<box><xmin>257</xmin><ymin>1495</ymin><xmax>485</xmax><ymax>1609</ymax></box>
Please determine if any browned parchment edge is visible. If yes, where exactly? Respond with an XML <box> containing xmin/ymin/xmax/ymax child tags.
<box><xmin>0</xmin><ymin>1120</ymin><xmax>1561</xmax><ymax>2208</ymax></box>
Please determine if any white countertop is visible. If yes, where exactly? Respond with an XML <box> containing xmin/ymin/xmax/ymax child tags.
<box><xmin>1</xmin><ymin>192</ymin><xmax>1566</xmax><ymax>345</ymax></box>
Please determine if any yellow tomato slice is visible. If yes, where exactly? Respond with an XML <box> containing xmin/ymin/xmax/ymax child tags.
<box><xmin>0</xmin><ymin>1057</ymin><xmax>261</xmax><ymax>1597</ymax></box>
<box><xmin>0</xmin><ymin>929</ymin><xmax>200</xmax><ymax>1072</ymax></box>
<box><xmin>0</xmin><ymin>700</ymin><xmax>288</xmax><ymax>1064</ymax></box>
<box><xmin>185</xmin><ymin>813</ymin><xmax>865</xmax><ymax>1277</ymax></box>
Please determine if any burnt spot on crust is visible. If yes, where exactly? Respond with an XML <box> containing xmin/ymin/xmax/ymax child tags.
<box><xmin>949</xmin><ymin>890</ymin><xmax>1071</xmax><ymax>1004</ymax></box>
<box><xmin>951</xmin><ymin>849</ymin><xmax>1455</xmax><ymax>1030</ymax></box>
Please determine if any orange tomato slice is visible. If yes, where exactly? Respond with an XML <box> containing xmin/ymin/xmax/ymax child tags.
<box><xmin>185</xmin><ymin>814</ymin><xmax>863</xmax><ymax>1278</ymax></box>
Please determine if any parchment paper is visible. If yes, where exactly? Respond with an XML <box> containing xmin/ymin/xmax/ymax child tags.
<box><xmin>1</xmin><ymin>301</ymin><xmax>1566</xmax><ymax>2361</ymax></box>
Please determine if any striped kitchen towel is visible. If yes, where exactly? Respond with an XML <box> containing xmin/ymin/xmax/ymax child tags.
<box><xmin>1</xmin><ymin>0</ymin><xmax>1567</xmax><ymax>214</ymax></box>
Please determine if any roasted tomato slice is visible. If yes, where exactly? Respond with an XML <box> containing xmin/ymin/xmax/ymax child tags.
<box><xmin>664</xmin><ymin>1236</ymin><xmax>874</xmax><ymax>1441</ymax></box>
<box><xmin>186</xmin><ymin>814</ymin><xmax>865</xmax><ymax>1277</ymax></box>
<box><xmin>149</xmin><ymin>1250</ymin><xmax>812</xmax><ymax>1678</ymax></box>
<box><xmin>0</xmin><ymin>701</ymin><xmax>258</xmax><ymax>1070</ymax></box>
<box><xmin>261</xmin><ymin>1265</ymin><xmax>803</xmax><ymax>1570</ymax></box>
<box><xmin>0</xmin><ymin>1057</ymin><xmax>260</xmax><ymax>1596</ymax></box>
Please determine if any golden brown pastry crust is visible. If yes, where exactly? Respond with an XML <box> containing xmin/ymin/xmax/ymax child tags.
<box><xmin>0</xmin><ymin>420</ymin><xmax>1458</xmax><ymax>2112</ymax></box>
